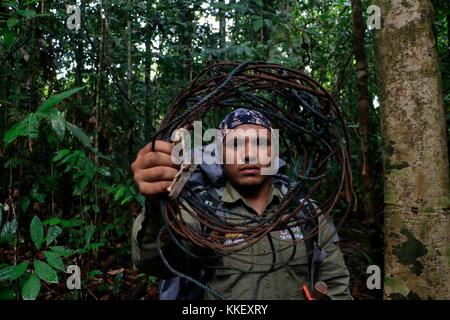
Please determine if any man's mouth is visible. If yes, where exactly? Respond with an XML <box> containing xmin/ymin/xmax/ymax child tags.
<box><xmin>239</xmin><ymin>164</ymin><xmax>260</xmax><ymax>175</ymax></box>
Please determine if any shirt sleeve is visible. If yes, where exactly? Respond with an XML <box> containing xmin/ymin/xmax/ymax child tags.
<box><xmin>131</xmin><ymin>198</ymin><xmax>203</xmax><ymax>279</ymax></box>
<box><xmin>316</xmin><ymin>213</ymin><xmax>353</xmax><ymax>300</ymax></box>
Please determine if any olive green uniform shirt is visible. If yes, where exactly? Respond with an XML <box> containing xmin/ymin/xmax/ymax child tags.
<box><xmin>131</xmin><ymin>180</ymin><xmax>352</xmax><ymax>300</ymax></box>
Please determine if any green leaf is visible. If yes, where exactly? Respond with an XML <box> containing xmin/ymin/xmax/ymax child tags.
<box><xmin>97</xmin><ymin>167</ymin><xmax>111</xmax><ymax>177</ymax></box>
<box><xmin>43</xmin><ymin>217</ymin><xmax>61</xmax><ymax>226</ymax></box>
<box><xmin>50</xmin><ymin>113</ymin><xmax>66</xmax><ymax>140</ymax></box>
<box><xmin>7</xmin><ymin>17</ymin><xmax>19</xmax><ymax>29</ymax></box>
<box><xmin>89</xmin><ymin>269</ymin><xmax>103</xmax><ymax>277</ymax></box>
<box><xmin>46</xmin><ymin>225</ymin><xmax>62</xmax><ymax>246</ymax></box>
<box><xmin>65</xmin><ymin>122</ymin><xmax>91</xmax><ymax>147</ymax></box>
<box><xmin>34</xmin><ymin>260</ymin><xmax>58</xmax><ymax>284</ymax></box>
<box><xmin>120</xmin><ymin>195</ymin><xmax>133</xmax><ymax>206</ymax></box>
<box><xmin>16</xmin><ymin>9</ymin><xmax>36</xmax><ymax>18</ymax></box>
<box><xmin>30</xmin><ymin>215</ymin><xmax>43</xmax><ymax>250</ymax></box>
<box><xmin>21</xmin><ymin>274</ymin><xmax>41</xmax><ymax>300</ymax></box>
<box><xmin>79</xmin><ymin>177</ymin><xmax>90</xmax><ymax>191</ymax></box>
<box><xmin>2</xmin><ymin>30</ymin><xmax>17</xmax><ymax>51</ymax></box>
<box><xmin>1</xmin><ymin>0</ymin><xmax>18</xmax><ymax>10</ymax></box>
<box><xmin>23</xmin><ymin>0</ymin><xmax>39</xmax><ymax>6</ymax></box>
<box><xmin>85</xmin><ymin>224</ymin><xmax>95</xmax><ymax>247</ymax></box>
<box><xmin>60</xmin><ymin>218</ymin><xmax>84</xmax><ymax>228</ymax></box>
<box><xmin>242</xmin><ymin>45</ymin><xmax>253</xmax><ymax>56</ymax></box>
<box><xmin>114</xmin><ymin>186</ymin><xmax>126</xmax><ymax>201</ymax></box>
<box><xmin>53</xmin><ymin>149</ymin><xmax>71</xmax><ymax>162</ymax></box>
<box><xmin>0</xmin><ymin>219</ymin><xmax>18</xmax><ymax>243</ymax></box>
<box><xmin>253</xmin><ymin>18</ymin><xmax>263</xmax><ymax>32</ymax></box>
<box><xmin>88</xmin><ymin>242</ymin><xmax>103</xmax><ymax>250</ymax></box>
<box><xmin>44</xmin><ymin>251</ymin><xmax>65</xmax><ymax>272</ymax></box>
<box><xmin>27</xmin><ymin>113</ymin><xmax>39</xmax><ymax>140</ymax></box>
<box><xmin>49</xmin><ymin>246</ymin><xmax>73</xmax><ymax>257</ymax></box>
<box><xmin>264</xmin><ymin>18</ymin><xmax>273</xmax><ymax>30</ymax></box>
<box><xmin>92</xmin><ymin>204</ymin><xmax>100</xmax><ymax>214</ymax></box>
<box><xmin>3</xmin><ymin>117</ymin><xmax>28</xmax><ymax>144</ymax></box>
<box><xmin>36</xmin><ymin>87</ymin><xmax>85</xmax><ymax>115</ymax></box>
<box><xmin>0</xmin><ymin>261</ymin><xmax>29</xmax><ymax>280</ymax></box>
<box><xmin>20</xmin><ymin>196</ymin><xmax>30</xmax><ymax>212</ymax></box>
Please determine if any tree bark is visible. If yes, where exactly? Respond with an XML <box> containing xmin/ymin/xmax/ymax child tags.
<box><xmin>144</xmin><ymin>4</ymin><xmax>154</xmax><ymax>142</ymax></box>
<box><xmin>230</xmin><ymin>0</ymin><xmax>239</xmax><ymax>45</ymax></box>
<box><xmin>351</xmin><ymin>0</ymin><xmax>381</xmax><ymax>262</ymax></box>
<box><xmin>219</xmin><ymin>0</ymin><xmax>226</xmax><ymax>51</ymax></box>
<box><xmin>126</xmin><ymin>0</ymin><xmax>134</xmax><ymax>162</ymax></box>
<box><xmin>374</xmin><ymin>0</ymin><xmax>450</xmax><ymax>299</ymax></box>
<box><xmin>447</xmin><ymin>9</ymin><xmax>450</xmax><ymax>71</ymax></box>
<box><xmin>178</xmin><ymin>0</ymin><xmax>197</xmax><ymax>81</ymax></box>
<box><xmin>260</xmin><ymin>0</ymin><xmax>272</xmax><ymax>60</ymax></box>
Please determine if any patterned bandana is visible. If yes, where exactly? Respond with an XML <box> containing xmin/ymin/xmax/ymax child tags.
<box><xmin>218</xmin><ymin>108</ymin><xmax>272</xmax><ymax>139</ymax></box>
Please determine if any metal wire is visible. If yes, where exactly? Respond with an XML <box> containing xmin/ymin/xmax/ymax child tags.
<box><xmin>151</xmin><ymin>61</ymin><xmax>355</xmax><ymax>298</ymax></box>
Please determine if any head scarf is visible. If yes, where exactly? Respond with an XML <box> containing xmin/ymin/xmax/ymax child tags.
<box><xmin>218</xmin><ymin>108</ymin><xmax>272</xmax><ymax>139</ymax></box>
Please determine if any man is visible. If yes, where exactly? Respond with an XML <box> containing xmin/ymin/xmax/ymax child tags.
<box><xmin>131</xmin><ymin>108</ymin><xmax>352</xmax><ymax>300</ymax></box>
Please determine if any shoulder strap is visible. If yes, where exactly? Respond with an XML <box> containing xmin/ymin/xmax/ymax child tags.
<box><xmin>296</xmin><ymin>200</ymin><xmax>324</xmax><ymax>290</ymax></box>
<box><xmin>274</xmin><ymin>175</ymin><xmax>325</xmax><ymax>290</ymax></box>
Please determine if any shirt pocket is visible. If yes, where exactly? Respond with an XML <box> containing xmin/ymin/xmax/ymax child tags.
<box><xmin>211</xmin><ymin>246</ymin><xmax>254</xmax><ymax>300</ymax></box>
<box><xmin>278</xmin><ymin>238</ymin><xmax>309</xmax><ymax>298</ymax></box>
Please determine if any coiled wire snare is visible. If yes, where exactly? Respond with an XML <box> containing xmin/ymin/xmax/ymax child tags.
<box><xmin>150</xmin><ymin>61</ymin><xmax>355</xmax><ymax>299</ymax></box>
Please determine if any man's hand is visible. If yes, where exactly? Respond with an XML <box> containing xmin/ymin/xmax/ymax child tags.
<box><xmin>131</xmin><ymin>140</ymin><xmax>180</xmax><ymax>202</ymax></box>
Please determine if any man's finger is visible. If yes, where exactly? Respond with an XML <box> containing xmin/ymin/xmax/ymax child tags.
<box><xmin>137</xmin><ymin>142</ymin><xmax>152</xmax><ymax>158</ymax></box>
<box><xmin>137</xmin><ymin>181</ymin><xmax>172</xmax><ymax>196</ymax></box>
<box><xmin>135</xmin><ymin>166</ymin><xmax>178</xmax><ymax>183</ymax></box>
<box><xmin>138</xmin><ymin>140</ymin><xmax>174</xmax><ymax>158</ymax></box>
<box><xmin>140</xmin><ymin>151</ymin><xmax>179</xmax><ymax>169</ymax></box>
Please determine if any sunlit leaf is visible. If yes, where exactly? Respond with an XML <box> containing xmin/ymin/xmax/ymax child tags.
<box><xmin>0</xmin><ymin>261</ymin><xmax>29</xmax><ymax>280</ymax></box>
<box><xmin>34</xmin><ymin>260</ymin><xmax>58</xmax><ymax>284</ymax></box>
<box><xmin>21</xmin><ymin>273</ymin><xmax>41</xmax><ymax>300</ymax></box>
<box><xmin>65</xmin><ymin>122</ymin><xmax>91</xmax><ymax>147</ymax></box>
<box><xmin>36</xmin><ymin>87</ymin><xmax>85</xmax><ymax>115</ymax></box>
<box><xmin>44</xmin><ymin>251</ymin><xmax>65</xmax><ymax>272</ymax></box>
<box><xmin>46</xmin><ymin>225</ymin><xmax>62</xmax><ymax>246</ymax></box>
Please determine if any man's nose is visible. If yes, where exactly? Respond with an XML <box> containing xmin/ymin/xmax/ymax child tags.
<box><xmin>243</xmin><ymin>139</ymin><xmax>258</xmax><ymax>164</ymax></box>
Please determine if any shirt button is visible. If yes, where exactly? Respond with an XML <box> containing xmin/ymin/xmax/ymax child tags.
<box><xmin>265</xmin><ymin>282</ymin><xmax>271</xmax><ymax>288</ymax></box>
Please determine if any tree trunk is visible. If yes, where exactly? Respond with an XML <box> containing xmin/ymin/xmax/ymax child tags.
<box><xmin>178</xmin><ymin>0</ymin><xmax>199</xmax><ymax>81</ymax></box>
<box><xmin>93</xmin><ymin>0</ymin><xmax>107</xmax><ymax>225</ymax></box>
<box><xmin>351</xmin><ymin>0</ymin><xmax>381</xmax><ymax>263</ymax></box>
<box><xmin>144</xmin><ymin>4</ymin><xmax>154</xmax><ymax>142</ymax></box>
<box><xmin>447</xmin><ymin>9</ymin><xmax>450</xmax><ymax>71</ymax></box>
<box><xmin>374</xmin><ymin>0</ymin><xmax>450</xmax><ymax>299</ymax></box>
<box><xmin>260</xmin><ymin>0</ymin><xmax>272</xmax><ymax>60</ymax></box>
<box><xmin>126</xmin><ymin>0</ymin><xmax>134</xmax><ymax>162</ymax></box>
<box><xmin>219</xmin><ymin>0</ymin><xmax>227</xmax><ymax>59</ymax></box>
<box><xmin>230</xmin><ymin>0</ymin><xmax>239</xmax><ymax>45</ymax></box>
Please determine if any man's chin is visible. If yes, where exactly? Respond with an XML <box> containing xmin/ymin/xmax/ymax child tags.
<box><xmin>235</xmin><ymin>176</ymin><xmax>265</xmax><ymax>187</ymax></box>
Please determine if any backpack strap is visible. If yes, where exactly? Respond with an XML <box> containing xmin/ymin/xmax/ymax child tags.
<box><xmin>296</xmin><ymin>199</ymin><xmax>326</xmax><ymax>290</ymax></box>
<box><xmin>273</xmin><ymin>175</ymin><xmax>326</xmax><ymax>290</ymax></box>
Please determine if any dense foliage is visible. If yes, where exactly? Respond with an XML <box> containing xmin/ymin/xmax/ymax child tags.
<box><xmin>0</xmin><ymin>0</ymin><xmax>448</xmax><ymax>300</ymax></box>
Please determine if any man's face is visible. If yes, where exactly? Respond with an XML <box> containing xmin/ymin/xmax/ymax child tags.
<box><xmin>222</xmin><ymin>124</ymin><xmax>272</xmax><ymax>188</ymax></box>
